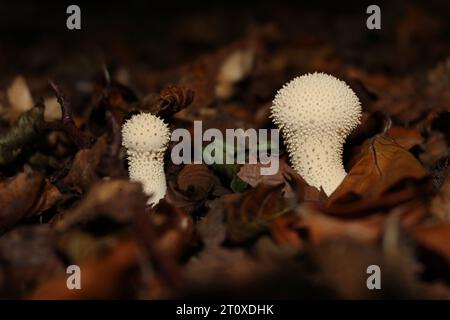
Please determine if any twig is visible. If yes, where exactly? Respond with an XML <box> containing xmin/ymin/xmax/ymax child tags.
<box><xmin>39</xmin><ymin>81</ymin><xmax>92</xmax><ymax>149</ymax></box>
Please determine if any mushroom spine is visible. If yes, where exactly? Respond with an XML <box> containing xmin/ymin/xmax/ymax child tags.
<box><xmin>270</xmin><ymin>72</ymin><xmax>362</xmax><ymax>196</ymax></box>
<box><xmin>122</xmin><ymin>112</ymin><xmax>170</xmax><ymax>206</ymax></box>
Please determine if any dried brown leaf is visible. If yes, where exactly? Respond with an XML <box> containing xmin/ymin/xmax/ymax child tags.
<box><xmin>413</xmin><ymin>224</ymin><xmax>450</xmax><ymax>265</ymax></box>
<box><xmin>387</xmin><ymin>126</ymin><xmax>424</xmax><ymax>150</ymax></box>
<box><xmin>0</xmin><ymin>166</ymin><xmax>44</xmax><ymax>234</ymax></box>
<box><xmin>237</xmin><ymin>159</ymin><xmax>321</xmax><ymax>201</ymax></box>
<box><xmin>166</xmin><ymin>164</ymin><xmax>228</xmax><ymax>212</ymax></box>
<box><xmin>62</xmin><ymin>135</ymin><xmax>109</xmax><ymax>193</ymax></box>
<box><xmin>329</xmin><ymin>135</ymin><xmax>428</xmax><ymax>205</ymax></box>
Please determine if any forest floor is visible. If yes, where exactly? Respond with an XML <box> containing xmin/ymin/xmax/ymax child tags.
<box><xmin>0</xmin><ymin>1</ymin><xmax>449</xmax><ymax>299</ymax></box>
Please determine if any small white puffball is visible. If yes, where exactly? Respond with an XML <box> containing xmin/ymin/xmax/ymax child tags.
<box><xmin>122</xmin><ymin>112</ymin><xmax>170</xmax><ymax>152</ymax></box>
<box><xmin>122</xmin><ymin>113</ymin><xmax>170</xmax><ymax>206</ymax></box>
<box><xmin>271</xmin><ymin>72</ymin><xmax>362</xmax><ymax>196</ymax></box>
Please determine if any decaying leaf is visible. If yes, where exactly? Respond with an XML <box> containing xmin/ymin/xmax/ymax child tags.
<box><xmin>237</xmin><ymin>159</ymin><xmax>321</xmax><ymax>201</ymax></box>
<box><xmin>386</xmin><ymin>126</ymin><xmax>424</xmax><ymax>150</ymax></box>
<box><xmin>61</xmin><ymin>135</ymin><xmax>109</xmax><ymax>193</ymax></box>
<box><xmin>329</xmin><ymin>135</ymin><xmax>428</xmax><ymax>204</ymax></box>
<box><xmin>1</xmin><ymin>1</ymin><xmax>450</xmax><ymax>300</ymax></box>
<box><xmin>0</xmin><ymin>166</ymin><xmax>44</xmax><ymax>234</ymax></box>
<box><xmin>413</xmin><ymin>224</ymin><xmax>450</xmax><ymax>266</ymax></box>
<box><xmin>166</xmin><ymin>164</ymin><xmax>228</xmax><ymax>212</ymax></box>
<box><xmin>219</xmin><ymin>183</ymin><xmax>292</xmax><ymax>243</ymax></box>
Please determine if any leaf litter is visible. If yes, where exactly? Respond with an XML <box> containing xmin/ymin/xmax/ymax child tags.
<box><xmin>0</xmin><ymin>2</ymin><xmax>449</xmax><ymax>299</ymax></box>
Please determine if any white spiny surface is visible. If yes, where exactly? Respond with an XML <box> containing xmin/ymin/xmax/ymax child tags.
<box><xmin>271</xmin><ymin>72</ymin><xmax>362</xmax><ymax>195</ymax></box>
<box><xmin>122</xmin><ymin>113</ymin><xmax>170</xmax><ymax>206</ymax></box>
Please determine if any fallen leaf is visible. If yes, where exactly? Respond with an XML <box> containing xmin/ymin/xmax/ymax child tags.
<box><xmin>329</xmin><ymin>135</ymin><xmax>428</xmax><ymax>204</ymax></box>
<box><xmin>413</xmin><ymin>224</ymin><xmax>450</xmax><ymax>265</ymax></box>
<box><xmin>0</xmin><ymin>166</ymin><xmax>44</xmax><ymax>234</ymax></box>
<box><xmin>166</xmin><ymin>164</ymin><xmax>228</xmax><ymax>212</ymax></box>
<box><xmin>62</xmin><ymin>135</ymin><xmax>109</xmax><ymax>193</ymax></box>
<box><xmin>387</xmin><ymin>126</ymin><xmax>424</xmax><ymax>150</ymax></box>
<box><xmin>237</xmin><ymin>159</ymin><xmax>320</xmax><ymax>201</ymax></box>
<box><xmin>221</xmin><ymin>183</ymin><xmax>291</xmax><ymax>243</ymax></box>
<box><xmin>30</xmin><ymin>180</ymin><xmax>63</xmax><ymax>214</ymax></box>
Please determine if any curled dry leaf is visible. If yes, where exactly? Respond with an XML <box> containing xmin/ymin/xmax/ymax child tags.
<box><xmin>166</xmin><ymin>164</ymin><xmax>228</xmax><ymax>212</ymax></box>
<box><xmin>30</xmin><ymin>180</ymin><xmax>63</xmax><ymax>214</ymax></box>
<box><xmin>137</xmin><ymin>86</ymin><xmax>195</xmax><ymax>122</ymax></box>
<box><xmin>0</xmin><ymin>166</ymin><xmax>44</xmax><ymax>234</ymax></box>
<box><xmin>158</xmin><ymin>86</ymin><xmax>195</xmax><ymax>120</ymax></box>
<box><xmin>237</xmin><ymin>161</ymin><xmax>293</xmax><ymax>188</ymax></box>
<box><xmin>328</xmin><ymin>135</ymin><xmax>428</xmax><ymax>205</ymax></box>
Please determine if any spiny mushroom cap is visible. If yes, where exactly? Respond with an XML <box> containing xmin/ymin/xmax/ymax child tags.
<box><xmin>271</xmin><ymin>72</ymin><xmax>361</xmax><ymax>139</ymax></box>
<box><xmin>122</xmin><ymin>113</ymin><xmax>170</xmax><ymax>152</ymax></box>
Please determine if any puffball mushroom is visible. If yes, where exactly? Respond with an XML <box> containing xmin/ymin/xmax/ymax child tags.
<box><xmin>122</xmin><ymin>112</ymin><xmax>170</xmax><ymax>206</ymax></box>
<box><xmin>270</xmin><ymin>72</ymin><xmax>362</xmax><ymax>196</ymax></box>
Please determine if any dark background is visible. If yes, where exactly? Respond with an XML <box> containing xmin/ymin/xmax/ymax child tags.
<box><xmin>1</xmin><ymin>0</ymin><xmax>449</xmax><ymax>82</ymax></box>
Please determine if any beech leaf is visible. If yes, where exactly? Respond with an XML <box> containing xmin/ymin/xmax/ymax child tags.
<box><xmin>328</xmin><ymin>135</ymin><xmax>428</xmax><ymax>205</ymax></box>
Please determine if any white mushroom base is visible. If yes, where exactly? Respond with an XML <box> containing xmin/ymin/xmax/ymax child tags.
<box><xmin>288</xmin><ymin>133</ymin><xmax>347</xmax><ymax>196</ymax></box>
<box><xmin>127</xmin><ymin>150</ymin><xmax>167</xmax><ymax>206</ymax></box>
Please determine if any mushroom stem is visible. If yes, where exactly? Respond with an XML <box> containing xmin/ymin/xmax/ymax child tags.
<box><xmin>127</xmin><ymin>150</ymin><xmax>166</xmax><ymax>206</ymax></box>
<box><xmin>288</xmin><ymin>133</ymin><xmax>346</xmax><ymax>195</ymax></box>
